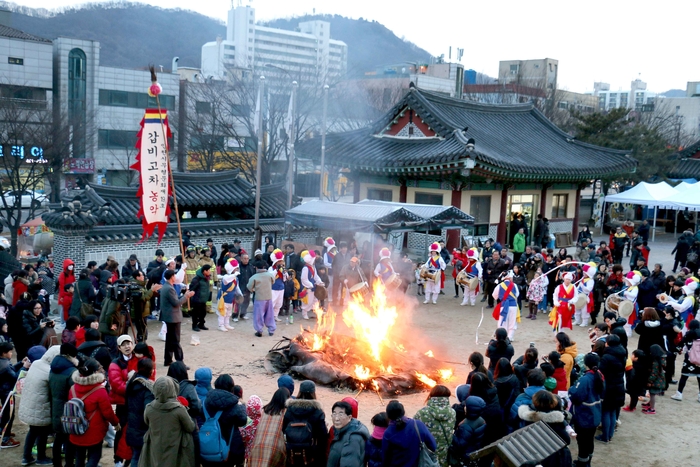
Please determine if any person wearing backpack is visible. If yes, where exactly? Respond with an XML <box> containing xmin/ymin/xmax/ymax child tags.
<box><xmin>671</xmin><ymin>319</ymin><xmax>700</xmax><ymax>402</ymax></box>
<box><xmin>201</xmin><ymin>374</ymin><xmax>247</xmax><ymax>466</ymax></box>
<box><xmin>141</xmin><ymin>376</ymin><xmax>195</xmax><ymax>467</ymax></box>
<box><xmin>0</xmin><ymin>341</ymin><xmax>31</xmax><ymax>448</ymax></box>
<box><xmin>125</xmin><ymin>358</ymin><xmax>155</xmax><ymax>467</ymax></box>
<box><xmin>70</xmin><ymin>358</ymin><xmax>121</xmax><ymax>467</ymax></box>
<box><xmin>282</xmin><ymin>380</ymin><xmax>328</xmax><ymax>467</ymax></box>
<box><xmin>77</xmin><ymin>328</ymin><xmax>112</xmax><ymax>371</ymax></box>
<box><xmin>19</xmin><ymin>344</ymin><xmax>61</xmax><ymax>466</ymax></box>
<box><xmin>49</xmin><ymin>343</ymin><xmax>80</xmax><ymax>467</ymax></box>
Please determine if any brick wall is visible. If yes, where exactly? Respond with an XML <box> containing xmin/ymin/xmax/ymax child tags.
<box><xmin>52</xmin><ymin>228</ymin><xmax>89</xmax><ymax>273</ymax></box>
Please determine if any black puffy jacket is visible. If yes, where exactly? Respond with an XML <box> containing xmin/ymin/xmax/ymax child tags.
<box><xmin>48</xmin><ymin>355</ymin><xmax>78</xmax><ymax>432</ymax></box>
<box><xmin>450</xmin><ymin>396</ymin><xmax>487</xmax><ymax>461</ymax></box>
<box><xmin>282</xmin><ymin>398</ymin><xmax>328</xmax><ymax>467</ymax></box>
<box><xmin>600</xmin><ymin>343</ymin><xmax>627</xmax><ymax>410</ymax></box>
<box><xmin>125</xmin><ymin>376</ymin><xmax>155</xmax><ymax>447</ymax></box>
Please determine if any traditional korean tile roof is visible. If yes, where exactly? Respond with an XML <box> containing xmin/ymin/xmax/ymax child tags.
<box><xmin>298</xmin><ymin>87</ymin><xmax>637</xmax><ymax>182</ymax></box>
<box><xmin>668</xmin><ymin>157</ymin><xmax>700</xmax><ymax>180</ymax></box>
<box><xmin>43</xmin><ymin>170</ymin><xmax>296</xmax><ymax>229</ymax></box>
<box><xmin>0</xmin><ymin>25</ymin><xmax>52</xmax><ymax>44</ymax></box>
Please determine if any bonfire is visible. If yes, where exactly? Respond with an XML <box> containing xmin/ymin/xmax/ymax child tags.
<box><xmin>266</xmin><ymin>281</ymin><xmax>454</xmax><ymax>395</ymax></box>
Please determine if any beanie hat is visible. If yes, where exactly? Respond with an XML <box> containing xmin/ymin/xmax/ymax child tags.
<box><xmin>324</xmin><ymin>237</ymin><xmax>336</xmax><ymax>251</ymax></box>
<box><xmin>429</xmin><ymin>242</ymin><xmax>440</xmax><ymax>253</ymax></box>
<box><xmin>277</xmin><ymin>374</ymin><xmax>295</xmax><ymax>395</ymax></box>
<box><xmin>379</xmin><ymin>248</ymin><xmax>391</xmax><ymax>260</ymax></box>
<box><xmin>27</xmin><ymin>345</ymin><xmax>46</xmax><ymax>362</ymax></box>
<box><xmin>60</xmin><ymin>343</ymin><xmax>78</xmax><ymax>358</ymax></box>
<box><xmin>544</xmin><ymin>377</ymin><xmax>557</xmax><ymax>392</ymax></box>
<box><xmin>299</xmin><ymin>380</ymin><xmax>316</xmax><ymax>393</ymax></box>
<box><xmin>271</xmin><ymin>249</ymin><xmax>285</xmax><ymax>266</ymax></box>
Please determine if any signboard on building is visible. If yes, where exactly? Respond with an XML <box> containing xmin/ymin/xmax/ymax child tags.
<box><xmin>1</xmin><ymin>145</ymin><xmax>49</xmax><ymax>165</ymax></box>
<box><xmin>63</xmin><ymin>158</ymin><xmax>96</xmax><ymax>174</ymax></box>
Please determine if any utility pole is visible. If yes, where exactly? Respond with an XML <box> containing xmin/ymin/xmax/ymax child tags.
<box><xmin>319</xmin><ymin>84</ymin><xmax>329</xmax><ymax>200</ymax></box>
<box><xmin>254</xmin><ymin>75</ymin><xmax>265</xmax><ymax>249</ymax></box>
<box><xmin>287</xmin><ymin>81</ymin><xmax>298</xmax><ymax>209</ymax></box>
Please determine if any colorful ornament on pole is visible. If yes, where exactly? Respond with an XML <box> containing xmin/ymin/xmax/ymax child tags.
<box><xmin>148</xmin><ymin>82</ymin><xmax>162</xmax><ymax>97</ymax></box>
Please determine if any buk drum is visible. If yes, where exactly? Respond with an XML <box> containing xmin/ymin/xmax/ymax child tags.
<box><xmin>618</xmin><ymin>299</ymin><xmax>635</xmax><ymax>319</ymax></box>
<box><xmin>348</xmin><ymin>281</ymin><xmax>370</xmax><ymax>299</ymax></box>
<box><xmin>314</xmin><ymin>285</ymin><xmax>328</xmax><ymax>302</ymax></box>
<box><xmin>605</xmin><ymin>294</ymin><xmax>622</xmax><ymax>313</ymax></box>
<box><xmin>456</xmin><ymin>270</ymin><xmax>469</xmax><ymax>286</ymax></box>
<box><xmin>573</xmin><ymin>294</ymin><xmax>588</xmax><ymax>310</ymax></box>
<box><xmin>385</xmin><ymin>273</ymin><xmax>402</xmax><ymax>291</ymax></box>
<box><xmin>420</xmin><ymin>266</ymin><xmax>440</xmax><ymax>284</ymax></box>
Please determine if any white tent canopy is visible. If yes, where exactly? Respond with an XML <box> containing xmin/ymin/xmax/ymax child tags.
<box><xmin>602</xmin><ymin>182</ymin><xmax>680</xmax><ymax>241</ymax></box>
<box><xmin>673</xmin><ymin>181</ymin><xmax>698</xmax><ymax>193</ymax></box>
<box><xmin>661</xmin><ymin>183</ymin><xmax>700</xmax><ymax>211</ymax></box>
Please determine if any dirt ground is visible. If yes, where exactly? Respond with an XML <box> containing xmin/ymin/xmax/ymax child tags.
<box><xmin>4</xmin><ymin>278</ymin><xmax>697</xmax><ymax>467</ymax></box>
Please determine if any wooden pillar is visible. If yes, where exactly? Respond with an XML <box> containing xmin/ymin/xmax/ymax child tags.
<box><xmin>446</xmin><ymin>189</ymin><xmax>461</xmax><ymax>250</ymax></box>
<box><xmin>353</xmin><ymin>172</ymin><xmax>361</xmax><ymax>203</ymax></box>
<box><xmin>572</xmin><ymin>185</ymin><xmax>582</xmax><ymax>239</ymax></box>
<box><xmin>497</xmin><ymin>186</ymin><xmax>508</xmax><ymax>244</ymax></box>
<box><xmin>540</xmin><ymin>184</ymin><xmax>548</xmax><ymax>219</ymax></box>
<box><xmin>399</xmin><ymin>182</ymin><xmax>407</xmax><ymax>203</ymax></box>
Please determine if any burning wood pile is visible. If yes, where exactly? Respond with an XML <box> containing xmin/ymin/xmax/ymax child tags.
<box><xmin>265</xmin><ymin>282</ymin><xmax>454</xmax><ymax>395</ymax></box>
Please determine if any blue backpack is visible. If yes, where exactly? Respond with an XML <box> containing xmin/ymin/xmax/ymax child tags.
<box><xmin>198</xmin><ymin>406</ymin><xmax>235</xmax><ymax>463</ymax></box>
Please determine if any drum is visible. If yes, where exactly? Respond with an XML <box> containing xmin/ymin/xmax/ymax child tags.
<box><xmin>618</xmin><ymin>299</ymin><xmax>634</xmax><ymax>319</ymax></box>
<box><xmin>466</xmin><ymin>276</ymin><xmax>479</xmax><ymax>291</ymax></box>
<box><xmin>420</xmin><ymin>266</ymin><xmax>440</xmax><ymax>284</ymax></box>
<box><xmin>385</xmin><ymin>273</ymin><xmax>402</xmax><ymax>290</ymax></box>
<box><xmin>605</xmin><ymin>294</ymin><xmax>621</xmax><ymax>313</ymax></box>
<box><xmin>348</xmin><ymin>281</ymin><xmax>370</xmax><ymax>299</ymax></box>
<box><xmin>573</xmin><ymin>294</ymin><xmax>588</xmax><ymax>310</ymax></box>
<box><xmin>314</xmin><ymin>285</ymin><xmax>328</xmax><ymax>301</ymax></box>
<box><xmin>456</xmin><ymin>270</ymin><xmax>469</xmax><ymax>286</ymax></box>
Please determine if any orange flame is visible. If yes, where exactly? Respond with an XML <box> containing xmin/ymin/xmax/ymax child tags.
<box><xmin>342</xmin><ymin>281</ymin><xmax>397</xmax><ymax>362</ymax></box>
<box><xmin>438</xmin><ymin>369</ymin><xmax>453</xmax><ymax>381</ymax></box>
<box><xmin>415</xmin><ymin>372</ymin><xmax>437</xmax><ymax>387</ymax></box>
<box><xmin>425</xmin><ymin>350</ymin><xmax>434</xmax><ymax>358</ymax></box>
<box><xmin>355</xmin><ymin>365</ymin><xmax>371</xmax><ymax>380</ymax></box>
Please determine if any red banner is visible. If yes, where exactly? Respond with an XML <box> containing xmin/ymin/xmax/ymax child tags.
<box><xmin>131</xmin><ymin>109</ymin><xmax>173</xmax><ymax>243</ymax></box>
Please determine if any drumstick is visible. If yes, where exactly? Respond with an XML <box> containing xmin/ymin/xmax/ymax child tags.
<box><xmin>475</xmin><ymin>306</ymin><xmax>484</xmax><ymax>345</ymax></box>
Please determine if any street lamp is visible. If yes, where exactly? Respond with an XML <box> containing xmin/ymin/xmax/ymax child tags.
<box><xmin>319</xmin><ymin>84</ymin><xmax>329</xmax><ymax>200</ymax></box>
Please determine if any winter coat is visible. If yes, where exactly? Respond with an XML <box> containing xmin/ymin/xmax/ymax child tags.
<box><xmin>327</xmin><ymin>418</ymin><xmax>369</xmax><ymax>467</ymax></box>
<box><xmin>414</xmin><ymin>397</ymin><xmax>456</xmax><ymax>466</ymax></box>
<box><xmin>12</xmin><ymin>277</ymin><xmax>29</xmax><ymax>305</ymax></box>
<box><xmin>382</xmin><ymin>417</ymin><xmax>437</xmax><ymax>467</ymax></box>
<box><xmin>189</xmin><ymin>268</ymin><xmax>212</xmax><ymax>304</ymax></box>
<box><xmin>672</xmin><ymin>235</ymin><xmax>692</xmax><ymax>261</ymax></box>
<box><xmin>178</xmin><ymin>379</ymin><xmax>202</xmax><ymax>421</ymax></box>
<box><xmin>509</xmin><ymin>385</ymin><xmax>545</xmax><ymax>430</ymax></box>
<box><xmin>560</xmin><ymin>343</ymin><xmax>578</xmax><ymax>389</ymax></box>
<box><xmin>517</xmin><ymin>405</ymin><xmax>572</xmax><ymax>467</ymax></box>
<box><xmin>282</xmin><ymin>398</ymin><xmax>328</xmax><ymax>467</ymax></box>
<box><xmin>470</xmin><ymin>385</ymin><xmax>504</xmax><ymax>445</ymax></box>
<box><xmin>248</xmin><ymin>411</ymin><xmax>286</xmax><ymax>467</ymax></box>
<box><xmin>22</xmin><ymin>309</ymin><xmax>44</xmax><ymax>347</ymax></box>
<box><xmin>449</xmin><ymin>396</ymin><xmax>487</xmax><ymax>461</ymax></box>
<box><xmin>18</xmin><ymin>345</ymin><xmax>60</xmax><ymax>426</ymax></box>
<box><xmin>647</xmin><ymin>356</ymin><xmax>666</xmax><ymax>392</ymax></box>
<box><xmin>626</xmin><ymin>358</ymin><xmax>650</xmax><ymax>398</ymax></box>
<box><xmin>141</xmin><ymin>377</ymin><xmax>196</xmax><ymax>467</ymax></box>
<box><xmin>48</xmin><ymin>353</ymin><xmax>79</xmax><ymax>432</ymax></box>
<box><xmin>57</xmin><ymin>259</ymin><xmax>76</xmax><ymax>308</ymax></box>
<box><xmin>0</xmin><ymin>357</ymin><xmax>23</xmax><ymax>400</ymax></box>
<box><xmin>513</xmin><ymin>360</ymin><xmax>538</xmax><ymax>391</ymax></box>
<box><xmin>486</xmin><ymin>341</ymin><xmax>515</xmax><ymax>371</ymax></box>
<box><xmin>69</xmin><ymin>278</ymin><xmax>96</xmax><ymax>318</ymax></box>
<box><xmin>204</xmin><ymin>388</ymin><xmax>248</xmax><ymax>465</ymax></box>
<box><xmin>365</xmin><ymin>437</ymin><xmax>383</xmax><ymax>467</ymax></box>
<box><xmin>125</xmin><ymin>375</ymin><xmax>155</xmax><ymax>447</ymax></box>
<box><xmin>635</xmin><ymin>320</ymin><xmax>665</xmax><ymax>356</ymax></box>
<box><xmin>108</xmin><ymin>355</ymin><xmax>138</xmax><ymax>406</ymax></box>
<box><xmin>599</xmin><ymin>343</ymin><xmax>627</xmax><ymax>410</ymax></box>
<box><xmin>569</xmin><ymin>369</ymin><xmax>604</xmax><ymax>429</ymax></box>
<box><xmin>494</xmin><ymin>374</ymin><xmax>520</xmax><ymax>413</ymax></box>
<box><xmin>160</xmin><ymin>281</ymin><xmax>188</xmax><ymax>324</ymax></box>
<box><xmin>69</xmin><ymin>371</ymin><xmax>119</xmax><ymax>446</ymax></box>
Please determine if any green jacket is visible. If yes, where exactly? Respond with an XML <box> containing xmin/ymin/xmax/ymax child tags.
<box><xmin>513</xmin><ymin>233</ymin><xmax>526</xmax><ymax>254</ymax></box>
<box><xmin>414</xmin><ymin>397</ymin><xmax>456</xmax><ymax>466</ymax></box>
<box><xmin>98</xmin><ymin>296</ymin><xmax>120</xmax><ymax>336</ymax></box>
<box><xmin>189</xmin><ymin>269</ymin><xmax>211</xmax><ymax>304</ymax></box>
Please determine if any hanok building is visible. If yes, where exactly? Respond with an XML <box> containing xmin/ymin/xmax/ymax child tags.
<box><xmin>42</xmin><ymin>170</ymin><xmax>314</xmax><ymax>271</ymax></box>
<box><xmin>299</xmin><ymin>86</ymin><xmax>636</xmax><ymax>250</ymax></box>
<box><xmin>668</xmin><ymin>139</ymin><xmax>700</xmax><ymax>180</ymax></box>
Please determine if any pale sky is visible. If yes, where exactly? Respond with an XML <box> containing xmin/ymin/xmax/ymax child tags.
<box><xmin>14</xmin><ymin>0</ymin><xmax>699</xmax><ymax>93</ymax></box>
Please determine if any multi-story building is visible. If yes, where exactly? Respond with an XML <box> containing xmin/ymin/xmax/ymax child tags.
<box><xmin>52</xmin><ymin>38</ymin><xmax>179</xmax><ymax>187</ymax></box>
<box><xmin>498</xmin><ymin>58</ymin><xmax>558</xmax><ymax>91</ymax></box>
<box><xmin>594</xmin><ymin>79</ymin><xmax>657</xmax><ymax>112</ymax></box>
<box><xmin>201</xmin><ymin>5</ymin><xmax>347</xmax><ymax>85</ymax></box>
<box><xmin>653</xmin><ymin>81</ymin><xmax>700</xmax><ymax>141</ymax></box>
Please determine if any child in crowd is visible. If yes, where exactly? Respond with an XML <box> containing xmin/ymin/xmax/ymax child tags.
<box><xmin>526</xmin><ymin>271</ymin><xmax>547</xmax><ymax>319</ymax></box>
<box><xmin>61</xmin><ymin>316</ymin><xmax>80</xmax><ymax>346</ymax></box>
<box><xmin>624</xmin><ymin>349</ymin><xmax>649</xmax><ymax>412</ymax></box>
<box><xmin>547</xmin><ymin>352</ymin><xmax>568</xmax><ymax>393</ymax></box>
<box><xmin>317</xmin><ymin>266</ymin><xmax>330</xmax><ymax>309</ymax></box>
<box><xmin>415</xmin><ymin>262</ymin><xmax>425</xmax><ymax>296</ymax></box>
<box><xmin>365</xmin><ymin>411</ymin><xmax>389</xmax><ymax>467</ymax></box>
<box><xmin>0</xmin><ymin>318</ymin><xmax>10</xmax><ymax>344</ymax></box>
<box><xmin>288</xmin><ymin>270</ymin><xmax>301</xmax><ymax>314</ymax></box>
<box><xmin>241</xmin><ymin>395</ymin><xmax>263</xmax><ymax>461</ymax></box>
<box><xmin>75</xmin><ymin>315</ymin><xmax>99</xmax><ymax>348</ymax></box>
<box><xmin>643</xmin><ymin>344</ymin><xmax>666</xmax><ymax>415</ymax></box>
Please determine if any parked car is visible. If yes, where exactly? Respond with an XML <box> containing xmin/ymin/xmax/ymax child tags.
<box><xmin>1</xmin><ymin>190</ymin><xmax>48</xmax><ymax>208</ymax></box>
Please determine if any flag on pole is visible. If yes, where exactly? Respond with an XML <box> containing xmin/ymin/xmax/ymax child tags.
<box><xmin>131</xmin><ymin>109</ymin><xmax>172</xmax><ymax>243</ymax></box>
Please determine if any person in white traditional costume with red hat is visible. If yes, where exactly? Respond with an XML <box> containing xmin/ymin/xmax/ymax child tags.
<box><xmin>573</xmin><ymin>262</ymin><xmax>597</xmax><ymax>327</ymax></box>
<box><xmin>374</xmin><ymin>247</ymin><xmax>396</xmax><ymax>285</ymax></box>
<box><xmin>217</xmin><ymin>258</ymin><xmax>242</xmax><ymax>332</ymax></box>
<box><xmin>550</xmin><ymin>271</ymin><xmax>578</xmax><ymax>331</ymax></box>
<box><xmin>492</xmin><ymin>270</ymin><xmax>519</xmax><ymax>339</ymax></box>
<box><xmin>268</xmin><ymin>248</ymin><xmax>288</xmax><ymax>322</ymax></box>
<box><xmin>460</xmin><ymin>247</ymin><xmax>483</xmax><ymax>306</ymax></box>
<box><xmin>622</xmin><ymin>270</ymin><xmax>641</xmax><ymax>337</ymax></box>
<box><xmin>423</xmin><ymin>242</ymin><xmax>446</xmax><ymax>304</ymax></box>
<box><xmin>300</xmin><ymin>250</ymin><xmax>323</xmax><ymax>320</ymax></box>
<box><xmin>323</xmin><ymin>237</ymin><xmax>337</xmax><ymax>301</ymax></box>
<box><xmin>664</xmin><ymin>277</ymin><xmax>700</xmax><ymax>331</ymax></box>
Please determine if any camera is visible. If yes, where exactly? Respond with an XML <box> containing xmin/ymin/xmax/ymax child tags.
<box><xmin>109</xmin><ymin>283</ymin><xmax>143</xmax><ymax>302</ymax></box>
<box><xmin>41</xmin><ymin>317</ymin><xmax>55</xmax><ymax>328</ymax></box>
